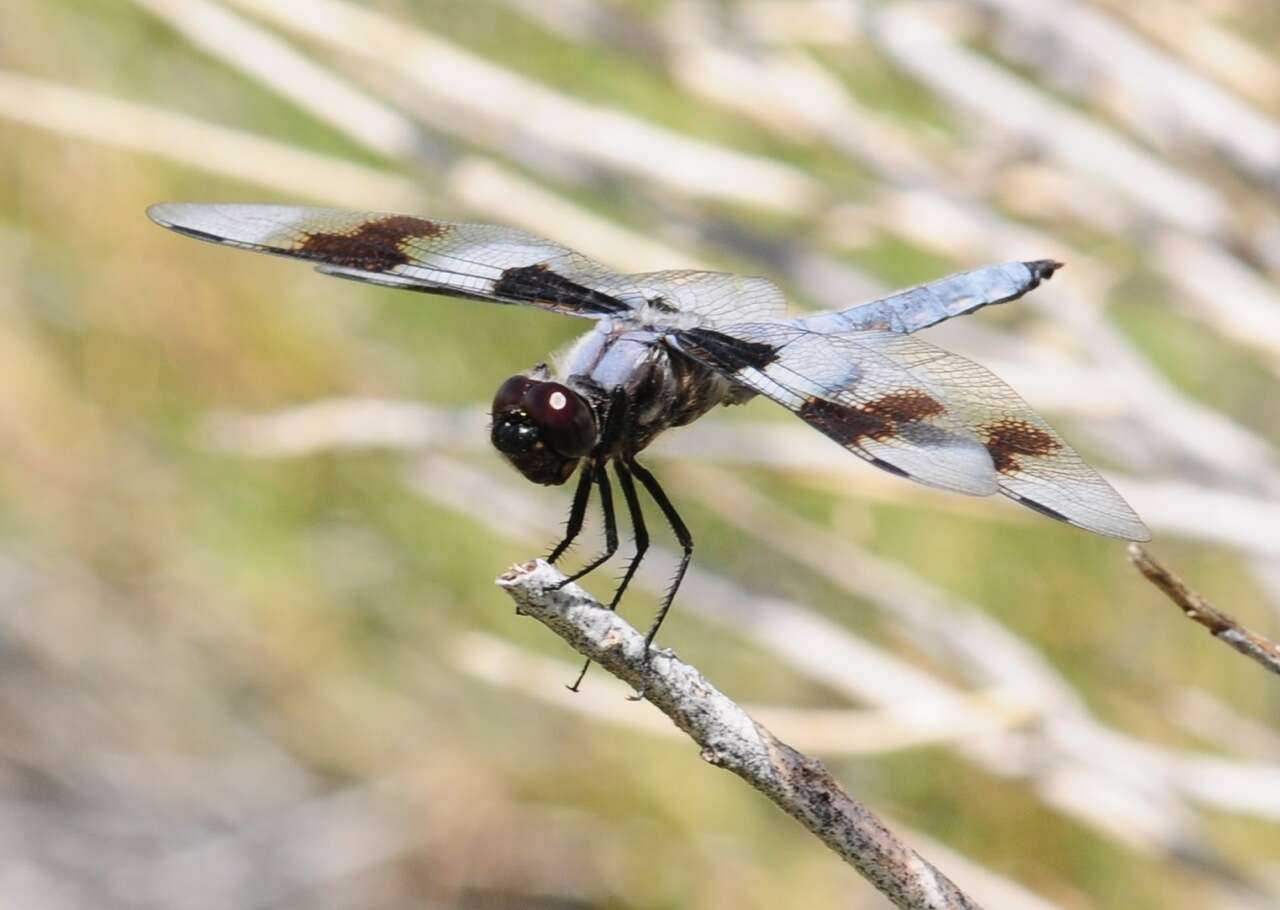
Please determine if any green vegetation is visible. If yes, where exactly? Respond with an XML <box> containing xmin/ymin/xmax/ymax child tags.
<box><xmin>2</xmin><ymin>1</ymin><xmax>1278</xmax><ymax>907</ymax></box>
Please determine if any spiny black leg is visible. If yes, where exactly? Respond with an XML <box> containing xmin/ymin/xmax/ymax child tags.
<box><xmin>560</xmin><ymin>386</ymin><xmax>626</xmax><ymax>587</ymax></box>
<box><xmin>609</xmin><ymin>459</ymin><xmax>649</xmax><ymax>610</ymax></box>
<box><xmin>556</xmin><ymin>459</ymin><xmax>618</xmax><ymax>587</ymax></box>
<box><xmin>629</xmin><ymin>459</ymin><xmax>693</xmax><ymax>652</ymax></box>
<box><xmin>567</xmin><ymin>458</ymin><xmax>650</xmax><ymax>692</ymax></box>
<box><xmin>546</xmin><ymin>462</ymin><xmax>593</xmax><ymax>564</ymax></box>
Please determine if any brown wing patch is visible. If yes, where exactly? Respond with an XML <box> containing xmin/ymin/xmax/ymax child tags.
<box><xmin>983</xmin><ymin>418</ymin><xmax>1061</xmax><ymax>474</ymax></box>
<box><xmin>798</xmin><ymin>390</ymin><xmax>945</xmax><ymax>447</ymax></box>
<box><xmin>296</xmin><ymin>215</ymin><xmax>445</xmax><ymax>272</ymax></box>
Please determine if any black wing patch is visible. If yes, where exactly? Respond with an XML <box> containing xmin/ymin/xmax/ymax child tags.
<box><xmin>491</xmin><ymin>264</ymin><xmax>629</xmax><ymax>316</ymax></box>
<box><xmin>676</xmin><ymin>327</ymin><xmax>780</xmax><ymax>372</ymax></box>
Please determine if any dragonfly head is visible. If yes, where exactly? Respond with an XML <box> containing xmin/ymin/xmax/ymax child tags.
<box><xmin>490</xmin><ymin>375</ymin><xmax>598</xmax><ymax>485</ymax></box>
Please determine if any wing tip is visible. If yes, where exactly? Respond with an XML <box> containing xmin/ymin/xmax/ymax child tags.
<box><xmin>145</xmin><ymin>202</ymin><xmax>300</xmax><ymax>248</ymax></box>
<box><xmin>146</xmin><ymin>202</ymin><xmax>183</xmax><ymax>228</ymax></box>
<box><xmin>147</xmin><ymin>204</ymin><xmax>230</xmax><ymax>247</ymax></box>
<box><xmin>1008</xmin><ymin>491</ymin><xmax>1151</xmax><ymax>541</ymax></box>
<box><xmin>146</xmin><ymin>202</ymin><xmax>227</xmax><ymax>243</ymax></box>
<box><xmin>1087</xmin><ymin>518</ymin><xmax>1152</xmax><ymax>542</ymax></box>
<box><xmin>1073</xmin><ymin>501</ymin><xmax>1151</xmax><ymax>542</ymax></box>
<box><xmin>1122</xmin><ymin>520</ymin><xmax>1153</xmax><ymax>543</ymax></box>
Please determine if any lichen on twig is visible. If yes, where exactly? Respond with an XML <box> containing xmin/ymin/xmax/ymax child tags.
<box><xmin>497</xmin><ymin>559</ymin><xmax>983</xmax><ymax>910</ymax></box>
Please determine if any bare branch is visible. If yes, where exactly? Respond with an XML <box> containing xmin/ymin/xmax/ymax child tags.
<box><xmin>1129</xmin><ymin>545</ymin><xmax>1280</xmax><ymax>678</ymax></box>
<box><xmin>450</xmin><ymin>631</ymin><xmax>1035</xmax><ymax>755</ymax></box>
<box><xmin>497</xmin><ymin>559</ymin><xmax>983</xmax><ymax>910</ymax></box>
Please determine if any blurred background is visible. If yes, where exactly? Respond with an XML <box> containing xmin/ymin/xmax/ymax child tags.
<box><xmin>3</xmin><ymin>0</ymin><xmax>1280</xmax><ymax>907</ymax></box>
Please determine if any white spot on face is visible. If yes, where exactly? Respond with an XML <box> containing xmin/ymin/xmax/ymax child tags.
<box><xmin>549</xmin><ymin>391</ymin><xmax>568</xmax><ymax>411</ymax></box>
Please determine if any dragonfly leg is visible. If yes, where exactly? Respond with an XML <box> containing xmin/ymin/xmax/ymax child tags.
<box><xmin>567</xmin><ymin>457</ymin><xmax>650</xmax><ymax>692</ymax></box>
<box><xmin>629</xmin><ymin>459</ymin><xmax>692</xmax><ymax>653</ymax></box>
<box><xmin>555</xmin><ymin>458</ymin><xmax>618</xmax><ymax>587</ymax></box>
<box><xmin>545</xmin><ymin>463</ymin><xmax>593</xmax><ymax>564</ymax></box>
<box><xmin>609</xmin><ymin>458</ymin><xmax>650</xmax><ymax>610</ymax></box>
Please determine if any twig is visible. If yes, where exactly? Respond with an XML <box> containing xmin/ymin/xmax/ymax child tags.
<box><xmin>497</xmin><ymin>559</ymin><xmax>982</xmax><ymax>910</ymax></box>
<box><xmin>1129</xmin><ymin>545</ymin><xmax>1280</xmax><ymax>678</ymax></box>
<box><xmin>450</xmin><ymin>631</ymin><xmax>1035</xmax><ymax>755</ymax></box>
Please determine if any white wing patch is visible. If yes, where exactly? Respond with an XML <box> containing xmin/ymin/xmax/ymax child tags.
<box><xmin>853</xmin><ymin>332</ymin><xmax>1150</xmax><ymax>540</ymax></box>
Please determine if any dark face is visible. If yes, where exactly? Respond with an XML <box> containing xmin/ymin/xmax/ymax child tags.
<box><xmin>490</xmin><ymin>375</ymin><xmax>598</xmax><ymax>485</ymax></box>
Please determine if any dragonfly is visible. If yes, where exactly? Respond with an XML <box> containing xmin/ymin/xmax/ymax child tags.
<box><xmin>148</xmin><ymin>203</ymin><xmax>1149</xmax><ymax>685</ymax></box>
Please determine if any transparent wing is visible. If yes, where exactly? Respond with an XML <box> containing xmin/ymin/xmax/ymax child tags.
<box><xmin>147</xmin><ymin>203</ymin><xmax>634</xmax><ymax>318</ymax></box>
<box><xmin>854</xmin><ymin>332</ymin><xmax>1150</xmax><ymax>539</ymax></box>
<box><xmin>676</xmin><ymin>322</ymin><xmax>1149</xmax><ymax>540</ymax></box>
<box><xmin>599</xmin><ymin>270</ymin><xmax>788</xmax><ymax>325</ymax></box>
<box><xmin>674</xmin><ymin>323</ymin><xmax>999</xmax><ymax>495</ymax></box>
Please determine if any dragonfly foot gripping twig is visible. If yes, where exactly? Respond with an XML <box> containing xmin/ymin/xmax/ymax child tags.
<box><xmin>497</xmin><ymin>559</ymin><xmax>983</xmax><ymax>910</ymax></box>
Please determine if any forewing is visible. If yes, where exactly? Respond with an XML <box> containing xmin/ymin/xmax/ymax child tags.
<box><xmin>147</xmin><ymin>203</ymin><xmax>632</xmax><ymax>318</ymax></box>
<box><xmin>674</xmin><ymin>323</ymin><xmax>999</xmax><ymax>495</ymax></box>
<box><xmin>851</xmin><ymin>332</ymin><xmax>1150</xmax><ymax>540</ymax></box>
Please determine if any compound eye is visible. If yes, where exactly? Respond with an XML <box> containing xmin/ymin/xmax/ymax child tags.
<box><xmin>492</xmin><ymin>375</ymin><xmax>536</xmax><ymax>414</ymax></box>
<box><xmin>527</xmin><ymin>383</ymin><xmax>597</xmax><ymax>457</ymax></box>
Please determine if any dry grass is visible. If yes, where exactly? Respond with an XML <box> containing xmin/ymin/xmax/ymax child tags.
<box><xmin>2</xmin><ymin>1</ymin><xmax>1279</xmax><ymax>907</ymax></box>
